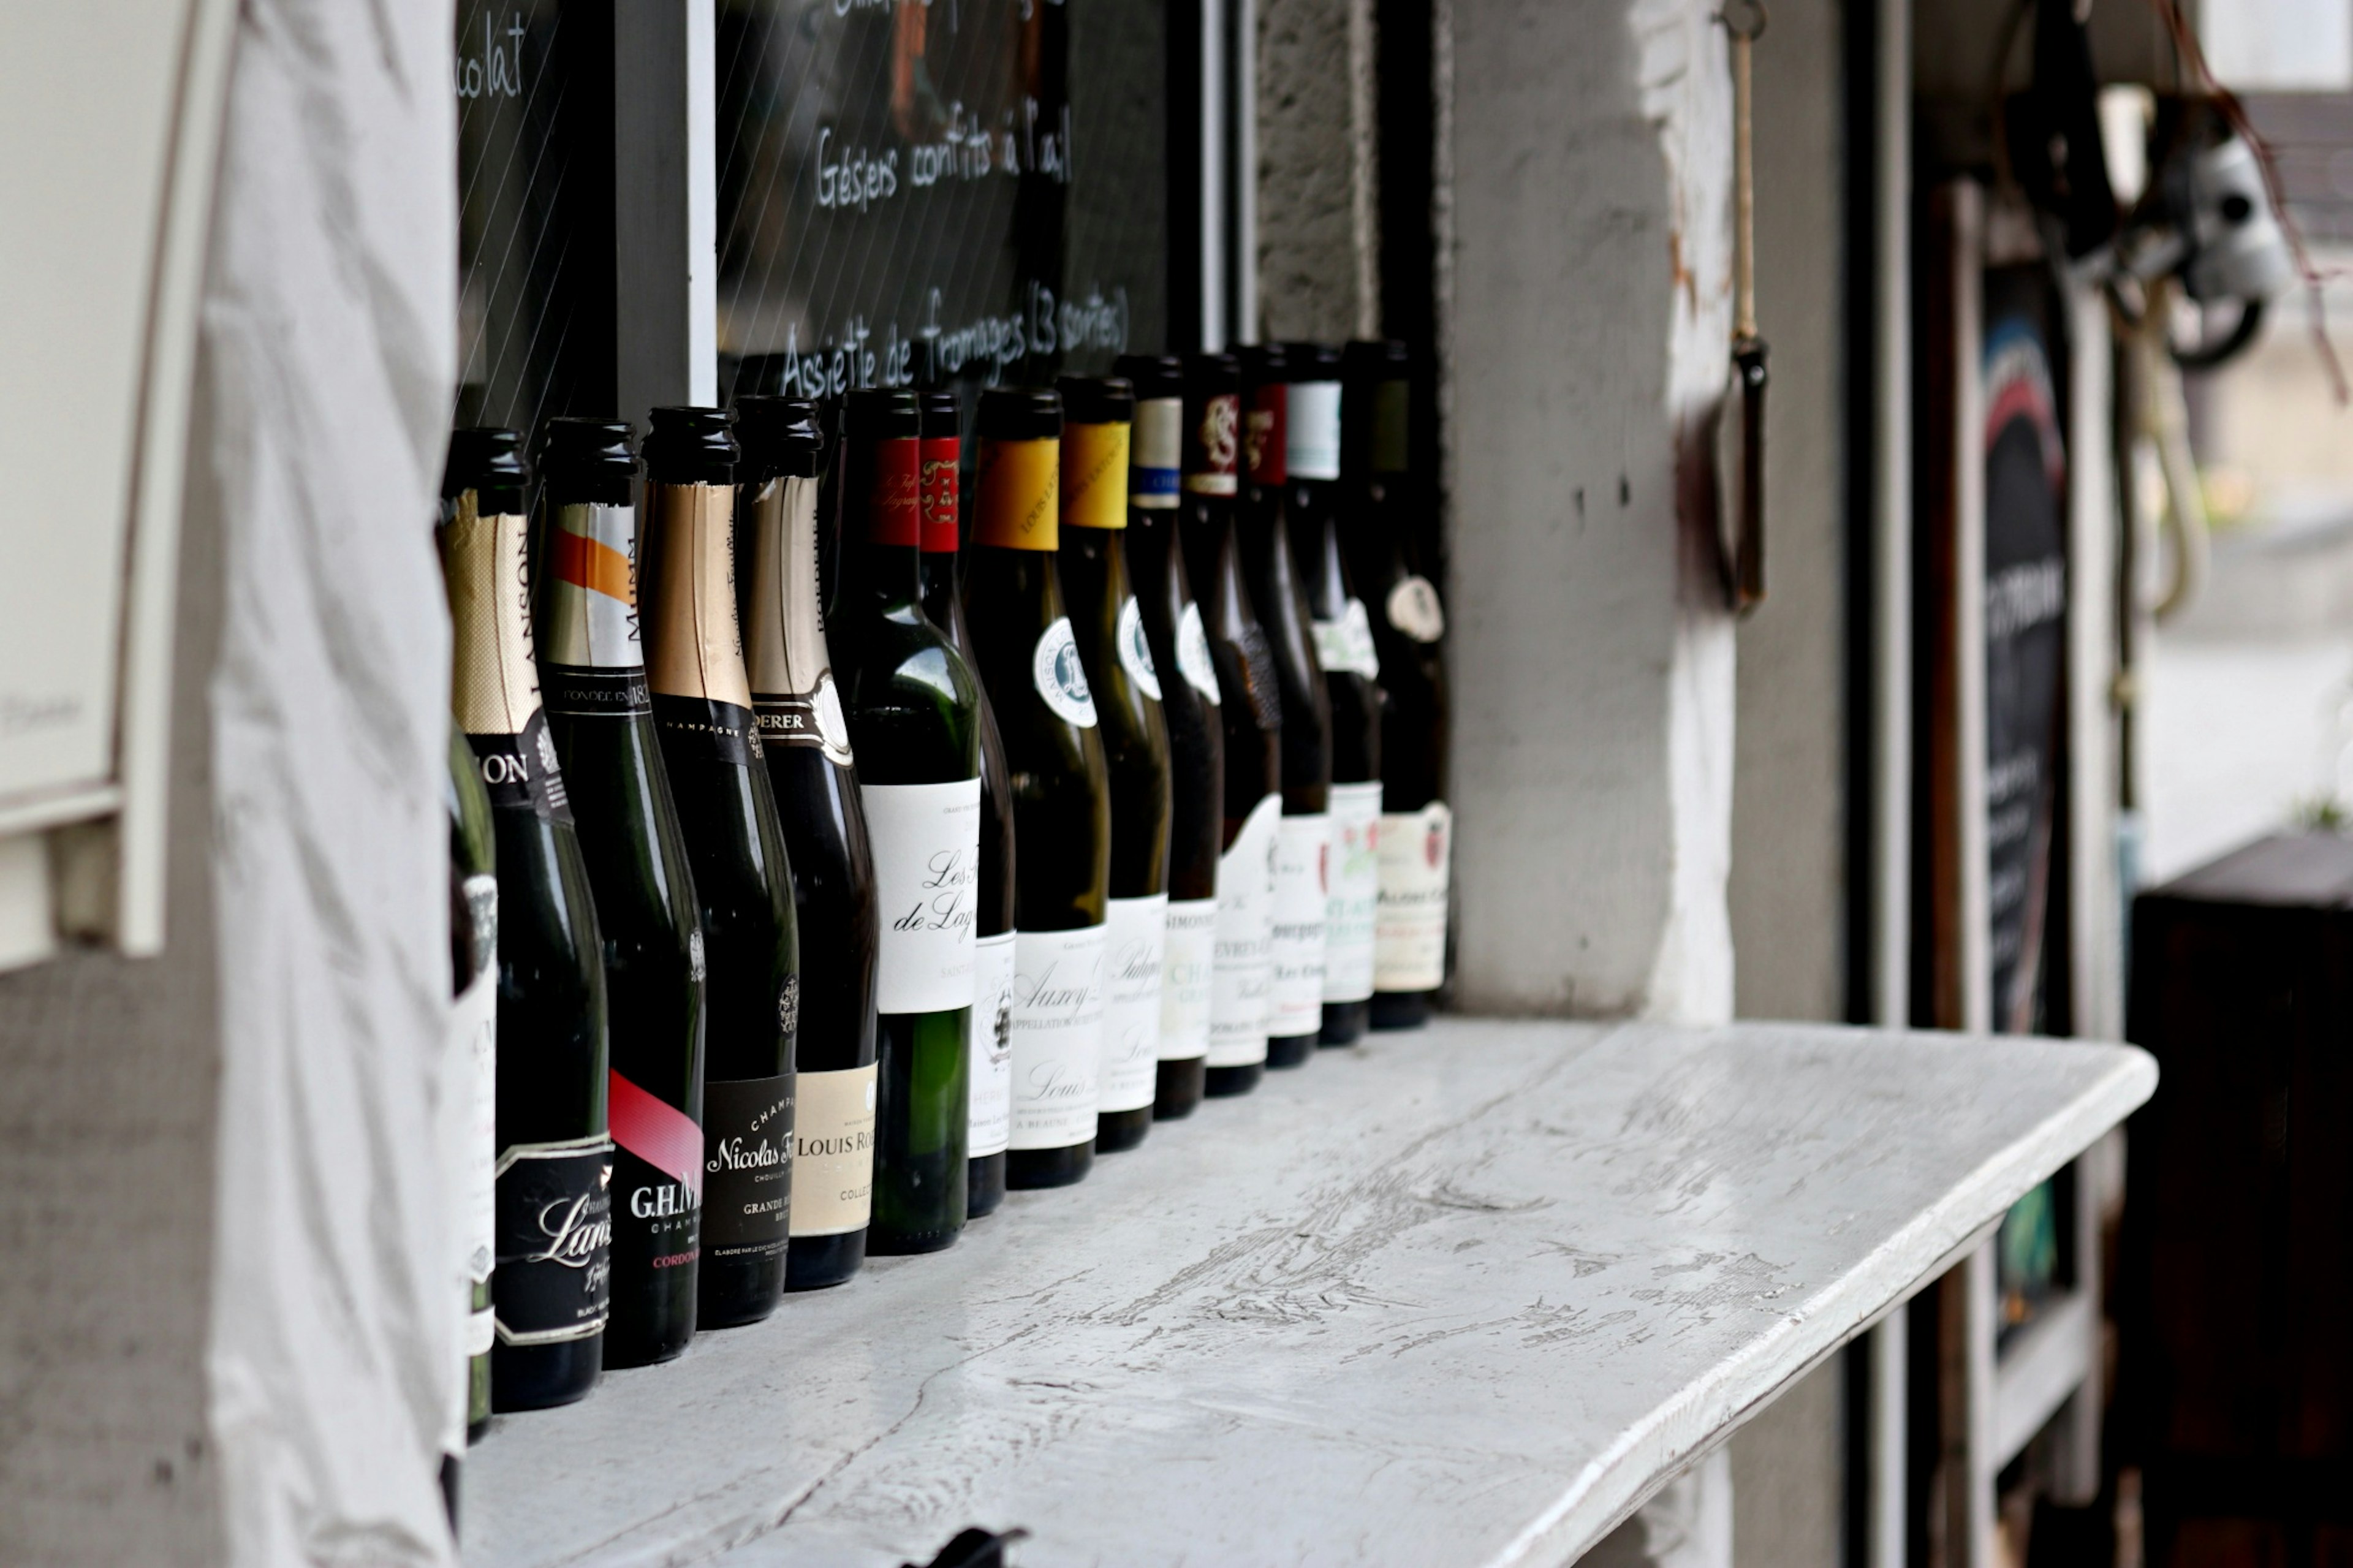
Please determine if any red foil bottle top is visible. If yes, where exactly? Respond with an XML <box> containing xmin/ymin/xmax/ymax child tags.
<box><xmin>861</xmin><ymin>436</ymin><xmax>922</xmax><ymax>547</ymax></box>
<box><xmin>1243</xmin><ymin>381</ymin><xmax>1288</xmax><ymax>487</ymax></box>
<box><xmin>919</xmin><ymin>436</ymin><xmax>960</xmax><ymax>553</ymax></box>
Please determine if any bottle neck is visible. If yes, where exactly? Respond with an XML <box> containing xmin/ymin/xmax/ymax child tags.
<box><xmin>641</xmin><ymin>480</ymin><xmax>754</xmax><ymax>712</ymax></box>
<box><xmin>839</xmin><ymin>434</ymin><xmax>926</xmax><ymax>618</ymax></box>
<box><xmin>743</xmin><ymin>472</ymin><xmax>832</xmax><ymax>697</ymax></box>
<box><xmin>539</xmin><ymin>483</ymin><xmax>643</xmax><ymax>673</ymax></box>
<box><xmin>442</xmin><ymin>493</ymin><xmax>542</xmax><ymax>740</ymax></box>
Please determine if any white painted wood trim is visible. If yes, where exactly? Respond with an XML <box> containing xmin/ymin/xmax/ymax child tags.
<box><xmin>1200</xmin><ymin>0</ymin><xmax>1228</xmax><ymax>349</ymax></box>
<box><xmin>1870</xmin><ymin>0</ymin><xmax>1914</xmax><ymax>1037</ymax></box>
<box><xmin>1952</xmin><ymin>183</ymin><xmax>1993</xmax><ymax>1035</ymax></box>
<box><xmin>1231</xmin><ymin>0</ymin><xmax>1259</xmax><ymax>344</ymax></box>
<box><xmin>2064</xmin><ymin>276</ymin><xmax>2121</xmax><ymax>1042</ymax></box>
<box><xmin>1991</xmin><ymin>1286</ymin><xmax>2097</xmax><ymax>1470</ymax></box>
<box><xmin>615</xmin><ymin>0</ymin><xmax>717</xmax><ymax>420</ymax></box>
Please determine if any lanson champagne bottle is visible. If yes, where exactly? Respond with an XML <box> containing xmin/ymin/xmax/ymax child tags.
<box><xmin>736</xmin><ymin>396</ymin><xmax>881</xmax><ymax>1290</ymax></box>
<box><xmin>1343</xmin><ymin>341</ymin><xmax>1452</xmax><ymax>1029</ymax></box>
<box><xmin>439</xmin><ymin>426</ymin><xmax>611</xmax><ymax>1414</ymax></box>
<box><xmin>915</xmin><ymin>390</ymin><xmax>1016</xmax><ymax>1219</ymax></box>
<box><xmin>1055</xmin><ymin>375</ymin><xmax>1170</xmax><ymax>1154</ymax></box>
<box><xmin>835</xmin><ymin>388</ymin><xmax>980</xmax><ymax>1249</ymax></box>
<box><xmin>1179</xmin><ymin>354</ymin><xmax>1282</xmax><ymax>1098</ymax></box>
<box><xmin>440</xmin><ymin>722</ymin><xmax>496</xmax><ymax>1521</ymax></box>
<box><xmin>638</xmin><ymin>407</ymin><xmax>800</xmax><ymax>1327</ymax></box>
<box><xmin>1283</xmin><ymin>345</ymin><xmax>1383</xmax><ymax>1045</ymax></box>
<box><xmin>536</xmin><ymin>418</ymin><xmax>708</xmax><ymax>1368</ymax></box>
<box><xmin>964</xmin><ymin>387</ymin><xmax>1112</xmax><ymax>1187</ymax></box>
<box><xmin>1112</xmin><ymin>354</ymin><xmax>1222</xmax><ymax>1121</ymax></box>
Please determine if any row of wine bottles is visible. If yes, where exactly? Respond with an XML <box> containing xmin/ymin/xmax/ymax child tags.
<box><xmin>434</xmin><ymin>341</ymin><xmax>1452</xmax><ymax>1467</ymax></box>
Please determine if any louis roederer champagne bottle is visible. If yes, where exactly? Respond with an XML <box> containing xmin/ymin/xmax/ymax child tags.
<box><xmin>441</xmin><ymin>724</ymin><xmax>496</xmax><ymax>1517</ymax></box>
<box><xmin>964</xmin><ymin>387</ymin><xmax>1112</xmax><ymax>1187</ymax></box>
<box><xmin>1179</xmin><ymin>354</ymin><xmax>1283</xmax><ymax>1097</ymax></box>
<box><xmin>736</xmin><ymin>396</ymin><xmax>881</xmax><ymax>1290</ymax></box>
<box><xmin>1283</xmin><ymin>345</ymin><xmax>1383</xmax><ymax>1045</ymax></box>
<box><xmin>835</xmin><ymin>388</ymin><xmax>981</xmax><ymax>1249</ymax></box>
<box><xmin>1112</xmin><ymin>354</ymin><xmax>1222</xmax><ymax>1121</ymax></box>
<box><xmin>639</xmin><ymin>407</ymin><xmax>800</xmax><ymax>1327</ymax></box>
<box><xmin>1343</xmin><ymin>341</ymin><xmax>1452</xmax><ymax>1029</ymax></box>
<box><xmin>439</xmin><ymin>426</ymin><xmax>611</xmax><ymax>1414</ymax></box>
<box><xmin>915</xmin><ymin>390</ymin><xmax>1017</xmax><ymax>1219</ymax></box>
<box><xmin>1055</xmin><ymin>375</ymin><xmax>1171</xmax><ymax>1154</ymax></box>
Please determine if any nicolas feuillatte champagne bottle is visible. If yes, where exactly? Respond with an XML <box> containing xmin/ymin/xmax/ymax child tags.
<box><xmin>1179</xmin><ymin>355</ymin><xmax>1282</xmax><ymax>1098</ymax></box>
<box><xmin>439</xmin><ymin>426</ymin><xmax>611</xmax><ymax>1415</ymax></box>
<box><xmin>915</xmin><ymin>391</ymin><xmax>1017</xmax><ymax>1220</ymax></box>
<box><xmin>835</xmin><ymin>388</ymin><xmax>980</xmax><ymax>1249</ymax></box>
<box><xmin>1055</xmin><ymin>374</ymin><xmax>1170</xmax><ymax>1155</ymax></box>
<box><xmin>441</xmin><ymin>723</ymin><xmax>496</xmax><ymax>1510</ymax></box>
<box><xmin>1343</xmin><ymin>341</ymin><xmax>1453</xmax><ymax>1029</ymax></box>
<box><xmin>964</xmin><ymin>387</ymin><xmax>1111</xmax><ymax>1187</ymax></box>
<box><xmin>735</xmin><ymin>396</ymin><xmax>881</xmax><ymax>1290</ymax></box>
<box><xmin>638</xmin><ymin>407</ymin><xmax>800</xmax><ymax>1327</ymax></box>
<box><xmin>1112</xmin><ymin>354</ymin><xmax>1222</xmax><ymax>1121</ymax></box>
<box><xmin>535</xmin><ymin>418</ymin><xmax>708</xmax><ymax>1368</ymax></box>
<box><xmin>1283</xmin><ymin>345</ymin><xmax>1384</xmax><ymax>1045</ymax></box>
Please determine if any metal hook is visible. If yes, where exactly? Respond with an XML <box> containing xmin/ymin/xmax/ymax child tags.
<box><xmin>1719</xmin><ymin>0</ymin><xmax>1768</xmax><ymax>41</ymax></box>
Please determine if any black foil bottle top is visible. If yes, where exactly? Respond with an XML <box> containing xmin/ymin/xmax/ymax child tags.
<box><xmin>1284</xmin><ymin>341</ymin><xmax>1344</xmax><ymax>380</ymax></box>
<box><xmin>1236</xmin><ymin>342</ymin><xmax>1289</xmax><ymax>392</ymax></box>
<box><xmin>642</xmin><ymin>405</ymin><xmax>738</xmax><ymax>485</ymax></box>
<box><xmin>1055</xmin><ymin>375</ymin><xmax>1134</xmax><ymax>426</ymax></box>
<box><xmin>443</xmin><ymin>426</ymin><xmax>527</xmax><ymax>503</ymax></box>
<box><xmin>918</xmin><ymin>390</ymin><xmax>960</xmax><ymax>441</ymax></box>
<box><xmin>844</xmin><ymin>388</ymin><xmax>921</xmax><ymax>441</ymax></box>
<box><xmin>735</xmin><ymin>396</ymin><xmax>826</xmax><ymax>480</ymax></box>
<box><xmin>977</xmin><ymin>385</ymin><xmax>1061</xmax><ymax>441</ymax></box>
<box><xmin>1111</xmin><ymin>352</ymin><xmax>1185</xmax><ymax>403</ymax></box>
<box><xmin>537</xmin><ymin>418</ymin><xmax>637</xmax><ymax>488</ymax></box>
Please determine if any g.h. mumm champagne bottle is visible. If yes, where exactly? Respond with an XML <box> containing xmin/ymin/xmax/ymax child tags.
<box><xmin>1112</xmin><ymin>354</ymin><xmax>1222</xmax><ymax>1121</ymax></box>
<box><xmin>440</xmin><ymin>722</ymin><xmax>496</xmax><ymax>1523</ymax></box>
<box><xmin>536</xmin><ymin>418</ymin><xmax>708</xmax><ymax>1367</ymax></box>
<box><xmin>964</xmin><ymin>387</ymin><xmax>1112</xmax><ymax>1187</ymax></box>
<box><xmin>638</xmin><ymin>407</ymin><xmax>800</xmax><ymax>1327</ymax></box>
<box><xmin>915</xmin><ymin>391</ymin><xmax>1017</xmax><ymax>1219</ymax></box>
<box><xmin>1179</xmin><ymin>354</ymin><xmax>1283</xmax><ymax>1097</ymax></box>
<box><xmin>439</xmin><ymin>426</ymin><xmax>611</xmax><ymax>1414</ymax></box>
<box><xmin>1055</xmin><ymin>374</ymin><xmax>1170</xmax><ymax>1154</ymax></box>
<box><xmin>736</xmin><ymin>396</ymin><xmax>881</xmax><ymax>1290</ymax></box>
<box><xmin>835</xmin><ymin>388</ymin><xmax>981</xmax><ymax>1249</ymax></box>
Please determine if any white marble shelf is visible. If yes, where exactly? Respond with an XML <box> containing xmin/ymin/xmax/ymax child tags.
<box><xmin>466</xmin><ymin>1018</ymin><xmax>2153</xmax><ymax>1568</ymax></box>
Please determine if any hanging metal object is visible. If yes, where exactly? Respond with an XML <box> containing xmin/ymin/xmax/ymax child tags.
<box><xmin>1721</xmin><ymin>0</ymin><xmax>1769</xmax><ymax>615</ymax></box>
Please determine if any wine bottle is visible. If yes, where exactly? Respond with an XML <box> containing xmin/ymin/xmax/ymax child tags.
<box><xmin>1178</xmin><ymin>354</ymin><xmax>1283</xmax><ymax>1098</ymax></box>
<box><xmin>441</xmin><ymin>722</ymin><xmax>496</xmax><ymax>1510</ymax></box>
<box><xmin>535</xmin><ymin>418</ymin><xmax>708</xmax><ymax>1367</ymax></box>
<box><xmin>964</xmin><ymin>387</ymin><xmax>1112</xmax><ymax>1188</ymax></box>
<box><xmin>1112</xmin><ymin>354</ymin><xmax>1222</xmax><ymax>1121</ymax></box>
<box><xmin>638</xmin><ymin>407</ymin><xmax>800</xmax><ymax>1327</ymax></box>
<box><xmin>1343</xmin><ymin>341</ymin><xmax>1453</xmax><ymax>1029</ymax></box>
<box><xmin>1238</xmin><ymin>346</ymin><xmax>1333</xmax><ymax>1070</ymax></box>
<box><xmin>736</xmin><ymin>396</ymin><xmax>881</xmax><ymax>1290</ymax></box>
<box><xmin>439</xmin><ymin>426</ymin><xmax>610</xmax><ymax>1414</ymax></box>
<box><xmin>916</xmin><ymin>391</ymin><xmax>1017</xmax><ymax>1219</ymax></box>
<box><xmin>1283</xmin><ymin>344</ymin><xmax>1383</xmax><ymax>1045</ymax></box>
<box><xmin>835</xmin><ymin>388</ymin><xmax>980</xmax><ymax>1248</ymax></box>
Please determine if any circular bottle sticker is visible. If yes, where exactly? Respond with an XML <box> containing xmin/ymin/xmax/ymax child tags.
<box><xmin>812</xmin><ymin>668</ymin><xmax>855</xmax><ymax>766</ymax></box>
<box><xmin>1116</xmin><ymin>598</ymin><xmax>1162</xmax><ymax>700</ymax></box>
<box><xmin>1031</xmin><ymin>616</ymin><xmax>1100</xmax><ymax>727</ymax></box>
<box><xmin>1176</xmin><ymin>601</ymin><xmax>1221</xmax><ymax>704</ymax></box>
<box><xmin>1386</xmin><ymin>575</ymin><xmax>1447</xmax><ymax>643</ymax></box>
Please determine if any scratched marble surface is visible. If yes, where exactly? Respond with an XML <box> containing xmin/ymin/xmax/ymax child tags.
<box><xmin>466</xmin><ymin>1018</ymin><xmax>2153</xmax><ymax>1568</ymax></box>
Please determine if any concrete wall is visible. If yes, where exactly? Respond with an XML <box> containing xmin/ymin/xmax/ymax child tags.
<box><xmin>1257</xmin><ymin>0</ymin><xmax>1381</xmax><ymax>339</ymax></box>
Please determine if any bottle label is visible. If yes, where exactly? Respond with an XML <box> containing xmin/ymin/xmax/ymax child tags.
<box><xmin>861</xmin><ymin>436</ymin><xmax>922</xmax><ymax>547</ymax></box>
<box><xmin>1376</xmin><ymin>801</ymin><xmax>1452</xmax><ymax>991</ymax></box>
<box><xmin>968</xmin><ymin>929</ymin><xmax>1017</xmax><ymax>1157</ymax></box>
<box><xmin>1286</xmin><ymin>381</ymin><xmax>1343</xmax><ymax>480</ymax></box>
<box><xmin>1269</xmin><ymin>811</ymin><xmax>1332</xmax><ymax>1039</ymax></box>
<box><xmin>1324</xmin><ymin>782</ymin><xmax>1383</xmax><ymax>1003</ymax></box>
<box><xmin>492</xmin><ymin>1135</ymin><xmax>613</xmax><ymax>1346</ymax></box>
<box><xmin>1062</xmin><ymin>420</ymin><xmax>1131</xmax><ymax>529</ymax></box>
<box><xmin>1243</xmin><ymin>382</ymin><xmax>1287</xmax><ymax>487</ymax></box>
<box><xmin>609</xmin><ymin>1069</ymin><xmax>705</xmax><ymax>1198</ymax></box>
<box><xmin>1176</xmin><ymin>601</ymin><xmax>1221</xmax><ymax>705</ymax></box>
<box><xmin>746</xmin><ymin>473</ymin><xmax>855</xmax><ymax>765</ymax></box>
<box><xmin>864</xmin><ymin>778</ymin><xmax>982</xmax><ymax>1012</ymax></box>
<box><xmin>466</xmin><ymin>1306</ymin><xmax>494</xmax><ymax>1358</ymax></box>
<box><xmin>465</xmin><ymin>714</ymin><xmax>573</xmax><ymax>823</ymax></box>
<box><xmin>444</xmin><ymin>496</ymin><xmax>574</xmax><ymax>822</ymax></box>
<box><xmin>1158</xmin><ymin>897</ymin><xmax>1218</xmax><ymax>1061</ymax></box>
<box><xmin>1311</xmin><ymin>599</ymin><xmax>1383</xmax><ymax>680</ymax></box>
<box><xmin>612</xmin><ymin>1130</ymin><xmax>701</xmax><ymax>1287</ymax></box>
<box><xmin>1031</xmin><ymin>616</ymin><xmax>1100</xmax><ymax>727</ymax></box>
<box><xmin>645</xmin><ymin>479</ymin><xmax>762</xmax><ymax>767</ymax></box>
<box><xmin>754</xmin><ymin>675</ymin><xmax>854</xmax><ymax>767</ymax></box>
<box><xmin>975</xmin><ymin>436</ymin><xmax>1061</xmax><ymax>550</ymax></box>
<box><xmin>700</xmin><ymin>1074</ymin><xmax>795</xmax><ymax>1262</ymax></box>
<box><xmin>919</xmin><ymin>436</ymin><xmax>961</xmax><ymax>554</ymax></box>
<box><xmin>542</xmin><ymin>665</ymin><xmax>653</xmax><ymax>718</ymax></box>
<box><xmin>1208</xmin><ymin>793</ymin><xmax>1281</xmax><ymax>1066</ymax></box>
<box><xmin>1010</xmin><ymin>923</ymin><xmax>1107</xmax><ymax>1149</ymax></box>
<box><xmin>542</xmin><ymin>501</ymin><xmax>642</xmax><ymax>669</ymax></box>
<box><xmin>1183</xmin><ymin>393</ymin><xmax>1239</xmax><ymax>496</ymax></box>
<box><xmin>440</xmin><ymin>934</ymin><xmax>496</xmax><ymax>1456</ymax></box>
<box><xmin>1385</xmin><ymin>575</ymin><xmax>1447</xmax><ymax>643</ymax></box>
<box><xmin>790</xmin><ymin>1064</ymin><xmax>876</xmax><ymax>1237</ymax></box>
<box><xmin>1097</xmin><ymin>894</ymin><xmax>1168</xmax><ymax>1112</ymax></box>
<box><xmin>1237</xmin><ymin>622</ymin><xmax>1283</xmax><ymax>731</ymax></box>
<box><xmin>1132</xmin><ymin>398</ymin><xmax>1182</xmax><ymax>507</ymax></box>
<box><xmin>652</xmin><ymin>694</ymin><xmax>762</xmax><ymax>768</ymax></box>
<box><xmin>1115</xmin><ymin>597</ymin><xmax>1162</xmax><ymax>700</ymax></box>
<box><xmin>461</xmin><ymin>953</ymin><xmax>497</xmax><ymax>1293</ymax></box>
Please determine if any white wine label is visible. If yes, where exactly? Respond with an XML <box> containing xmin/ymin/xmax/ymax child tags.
<box><xmin>864</xmin><ymin>778</ymin><xmax>982</xmax><ymax>1012</ymax></box>
<box><xmin>1376</xmin><ymin>801</ymin><xmax>1453</xmax><ymax>991</ymax></box>
<box><xmin>1115</xmin><ymin>597</ymin><xmax>1163</xmax><ymax>700</ymax></box>
<box><xmin>1097</xmin><ymin>894</ymin><xmax>1168</xmax><ymax>1112</ymax></box>
<box><xmin>790</xmin><ymin>1063</ymin><xmax>877</xmax><ymax>1237</ymax></box>
<box><xmin>968</xmin><ymin>930</ymin><xmax>1017</xmax><ymax>1157</ymax></box>
<box><xmin>1324</xmin><ymin>782</ymin><xmax>1383</xmax><ymax>1003</ymax></box>
<box><xmin>1176</xmin><ymin>600</ymin><xmax>1221</xmax><ymax>703</ymax></box>
<box><xmin>1158</xmin><ymin>898</ymin><xmax>1218</xmax><ymax>1061</ymax></box>
<box><xmin>1031</xmin><ymin>616</ymin><xmax>1100</xmax><ymax>727</ymax></box>
<box><xmin>465</xmin><ymin>1306</ymin><xmax>495</xmax><ymax>1358</ymax></box>
<box><xmin>1312</xmin><ymin>604</ymin><xmax>1382</xmax><ymax>678</ymax></box>
<box><xmin>1286</xmin><ymin>380</ymin><xmax>1343</xmax><ymax>480</ymax></box>
<box><xmin>1269</xmin><ymin>811</ymin><xmax>1333</xmax><ymax>1039</ymax></box>
<box><xmin>492</xmin><ymin>1134</ymin><xmax>613</xmax><ymax>1347</ymax></box>
<box><xmin>542</xmin><ymin>502</ymin><xmax>642</xmax><ymax>668</ymax></box>
<box><xmin>1208</xmin><ymin>793</ymin><xmax>1281</xmax><ymax>1066</ymax></box>
<box><xmin>1132</xmin><ymin>398</ymin><xmax>1183</xmax><ymax>507</ymax></box>
<box><xmin>1010</xmin><ymin>924</ymin><xmax>1107</xmax><ymax>1149</ymax></box>
<box><xmin>1385</xmin><ymin>575</ymin><xmax>1447</xmax><ymax>643</ymax></box>
<box><xmin>700</xmin><ymin>1075</ymin><xmax>794</xmax><ymax>1263</ymax></box>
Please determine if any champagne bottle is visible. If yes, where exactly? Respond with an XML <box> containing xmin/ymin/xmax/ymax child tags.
<box><xmin>441</xmin><ymin>723</ymin><xmax>496</xmax><ymax>1518</ymax></box>
<box><xmin>1178</xmin><ymin>354</ymin><xmax>1282</xmax><ymax>1098</ymax></box>
<box><xmin>736</xmin><ymin>396</ymin><xmax>881</xmax><ymax>1290</ymax></box>
<box><xmin>536</xmin><ymin>418</ymin><xmax>708</xmax><ymax>1367</ymax></box>
<box><xmin>1112</xmin><ymin>354</ymin><xmax>1222</xmax><ymax>1121</ymax></box>
<box><xmin>964</xmin><ymin>387</ymin><xmax>1112</xmax><ymax>1188</ymax></box>
<box><xmin>439</xmin><ymin>426</ymin><xmax>610</xmax><ymax>1414</ymax></box>
<box><xmin>835</xmin><ymin>388</ymin><xmax>980</xmax><ymax>1249</ymax></box>
<box><xmin>1343</xmin><ymin>341</ymin><xmax>1452</xmax><ymax>1029</ymax></box>
<box><xmin>1283</xmin><ymin>345</ymin><xmax>1383</xmax><ymax>1045</ymax></box>
<box><xmin>915</xmin><ymin>391</ymin><xmax>1017</xmax><ymax>1219</ymax></box>
<box><xmin>638</xmin><ymin>407</ymin><xmax>800</xmax><ymax>1327</ymax></box>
